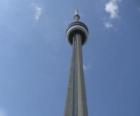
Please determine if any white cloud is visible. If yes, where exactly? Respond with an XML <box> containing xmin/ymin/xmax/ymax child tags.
<box><xmin>105</xmin><ymin>0</ymin><xmax>120</xmax><ymax>19</ymax></box>
<box><xmin>104</xmin><ymin>22</ymin><xmax>113</xmax><ymax>29</ymax></box>
<box><xmin>32</xmin><ymin>3</ymin><xmax>43</xmax><ymax>21</ymax></box>
<box><xmin>104</xmin><ymin>0</ymin><xmax>121</xmax><ymax>29</ymax></box>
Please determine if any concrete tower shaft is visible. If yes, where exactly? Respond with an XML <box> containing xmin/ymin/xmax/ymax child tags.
<box><xmin>64</xmin><ymin>11</ymin><xmax>89</xmax><ymax>116</ymax></box>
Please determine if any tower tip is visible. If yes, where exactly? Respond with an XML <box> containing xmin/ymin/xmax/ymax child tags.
<box><xmin>74</xmin><ymin>9</ymin><xmax>79</xmax><ymax>16</ymax></box>
<box><xmin>74</xmin><ymin>9</ymin><xmax>80</xmax><ymax>21</ymax></box>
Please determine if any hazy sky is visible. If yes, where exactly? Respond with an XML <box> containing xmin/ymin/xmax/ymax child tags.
<box><xmin>0</xmin><ymin>0</ymin><xmax>140</xmax><ymax>116</ymax></box>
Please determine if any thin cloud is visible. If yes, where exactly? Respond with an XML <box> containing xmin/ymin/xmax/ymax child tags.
<box><xmin>32</xmin><ymin>3</ymin><xmax>43</xmax><ymax>21</ymax></box>
<box><xmin>138</xmin><ymin>7</ymin><xmax>140</xmax><ymax>12</ymax></box>
<box><xmin>83</xmin><ymin>64</ymin><xmax>87</xmax><ymax>71</ymax></box>
<box><xmin>0</xmin><ymin>109</ymin><xmax>6</xmax><ymax>116</ymax></box>
<box><xmin>104</xmin><ymin>22</ymin><xmax>113</xmax><ymax>29</ymax></box>
<box><xmin>83</xmin><ymin>64</ymin><xmax>90</xmax><ymax>71</ymax></box>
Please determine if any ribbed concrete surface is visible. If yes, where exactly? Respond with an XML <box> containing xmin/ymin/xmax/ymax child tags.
<box><xmin>64</xmin><ymin>34</ymin><xmax>88</xmax><ymax>116</ymax></box>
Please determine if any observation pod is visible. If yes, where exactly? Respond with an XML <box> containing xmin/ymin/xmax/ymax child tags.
<box><xmin>66</xmin><ymin>10</ymin><xmax>89</xmax><ymax>45</ymax></box>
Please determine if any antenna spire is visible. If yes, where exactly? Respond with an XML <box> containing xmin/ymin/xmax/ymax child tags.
<box><xmin>74</xmin><ymin>9</ymin><xmax>80</xmax><ymax>21</ymax></box>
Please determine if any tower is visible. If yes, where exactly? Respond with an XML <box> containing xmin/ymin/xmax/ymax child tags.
<box><xmin>64</xmin><ymin>10</ymin><xmax>89</xmax><ymax>116</ymax></box>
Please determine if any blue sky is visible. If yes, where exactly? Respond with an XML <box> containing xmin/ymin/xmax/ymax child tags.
<box><xmin>0</xmin><ymin>0</ymin><xmax>140</xmax><ymax>116</ymax></box>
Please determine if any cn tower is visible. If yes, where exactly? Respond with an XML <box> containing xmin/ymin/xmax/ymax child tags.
<box><xmin>64</xmin><ymin>10</ymin><xmax>89</xmax><ymax>116</ymax></box>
